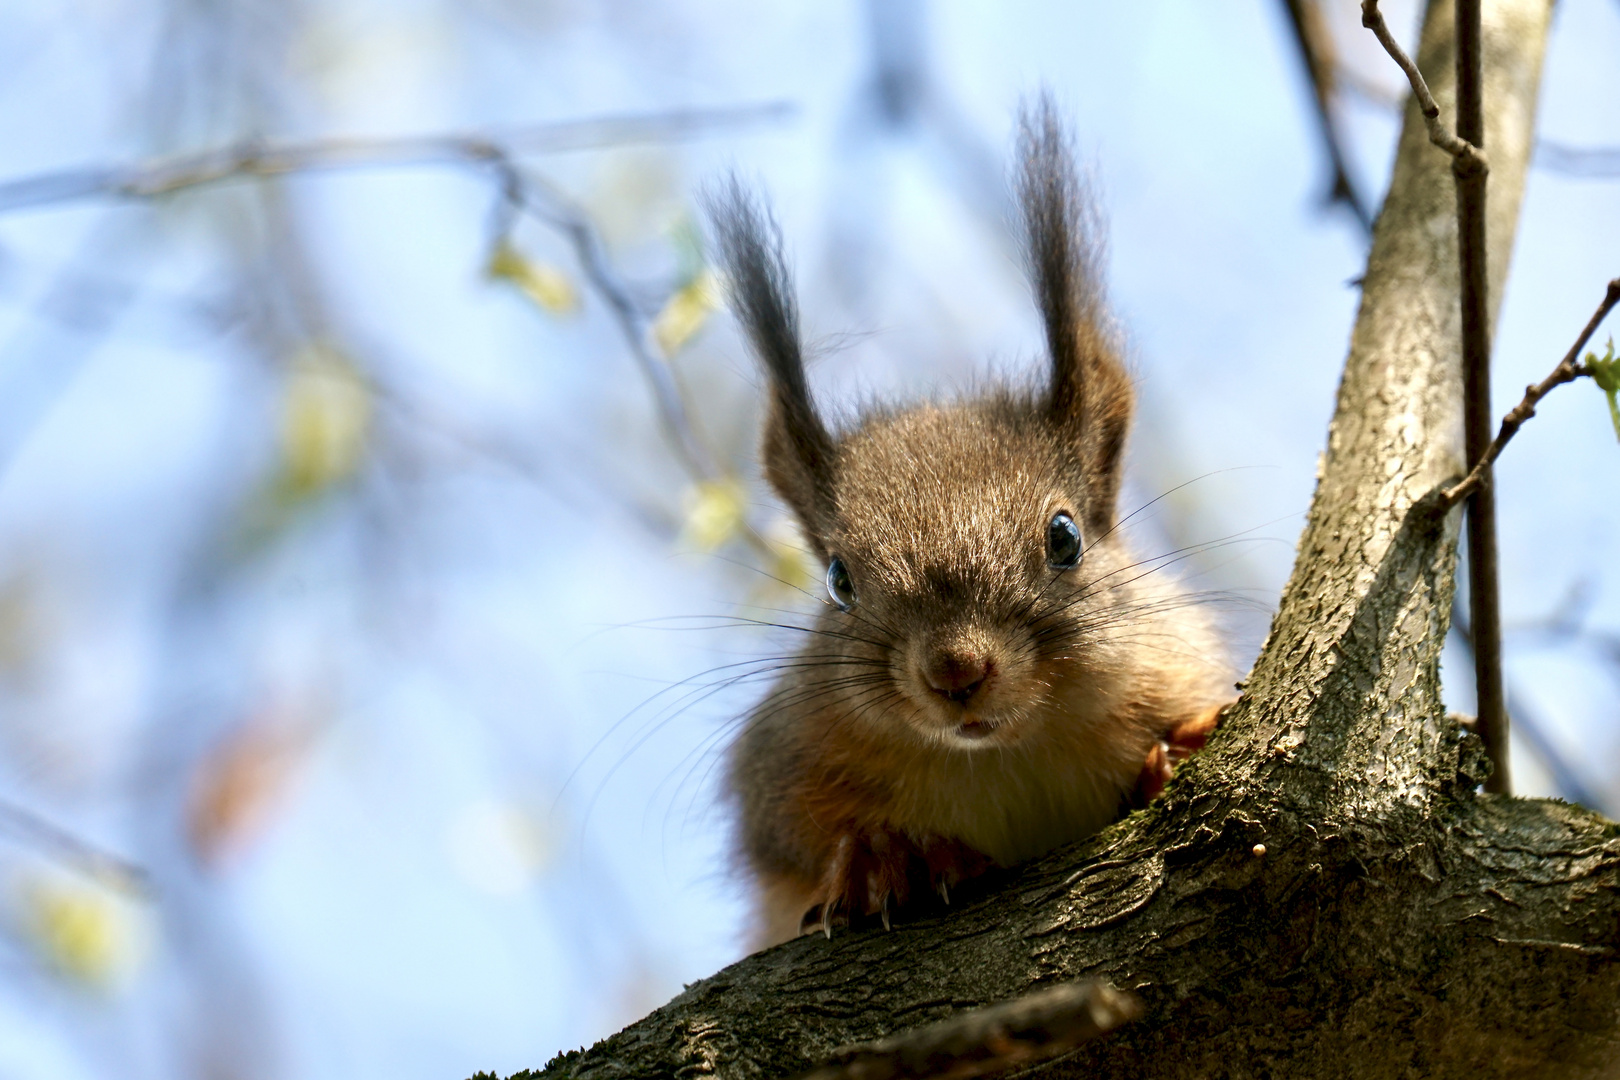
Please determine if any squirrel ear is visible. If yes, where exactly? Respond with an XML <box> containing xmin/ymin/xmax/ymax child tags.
<box><xmin>707</xmin><ymin>179</ymin><xmax>837</xmax><ymax>553</ymax></box>
<box><xmin>1017</xmin><ymin>93</ymin><xmax>1134</xmax><ymax>533</ymax></box>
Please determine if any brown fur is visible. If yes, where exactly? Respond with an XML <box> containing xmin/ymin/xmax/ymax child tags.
<box><xmin>711</xmin><ymin>96</ymin><xmax>1231</xmax><ymax>948</ymax></box>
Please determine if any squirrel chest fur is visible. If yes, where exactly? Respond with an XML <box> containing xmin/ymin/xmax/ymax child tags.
<box><xmin>713</xmin><ymin>100</ymin><xmax>1230</xmax><ymax>948</ymax></box>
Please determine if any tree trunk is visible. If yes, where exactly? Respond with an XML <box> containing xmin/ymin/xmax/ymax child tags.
<box><xmin>533</xmin><ymin>1</ymin><xmax>1620</xmax><ymax>1076</ymax></box>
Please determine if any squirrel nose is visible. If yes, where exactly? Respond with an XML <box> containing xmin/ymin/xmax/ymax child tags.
<box><xmin>925</xmin><ymin>650</ymin><xmax>993</xmax><ymax>705</ymax></box>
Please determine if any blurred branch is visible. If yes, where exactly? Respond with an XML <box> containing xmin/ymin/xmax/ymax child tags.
<box><xmin>505</xmin><ymin>172</ymin><xmax>719</xmax><ymax>482</ymax></box>
<box><xmin>0</xmin><ymin>798</ymin><xmax>150</xmax><ymax>895</ymax></box>
<box><xmin>853</xmin><ymin>0</ymin><xmax>1010</xmax><ymax>236</ymax></box>
<box><xmin>792</xmin><ymin>982</ymin><xmax>1141</xmax><ymax>1080</ymax></box>
<box><xmin>1506</xmin><ymin>579</ymin><xmax>1620</xmax><ymax>686</ymax></box>
<box><xmin>0</xmin><ymin>102</ymin><xmax>795</xmax><ymax>215</ymax></box>
<box><xmin>1535</xmin><ymin>141</ymin><xmax>1620</xmax><ymax>179</ymax></box>
<box><xmin>1334</xmin><ymin>62</ymin><xmax>1404</xmax><ymax>108</ymax></box>
<box><xmin>1449</xmin><ymin>596</ymin><xmax>1609</xmax><ymax>814</ymax></box>
<box><xmin>1277</xmin><ymin>0</ymin><xmax>1373</xmax><ymax>231</ymax></box>
<box><xmin>0</xmin><ymin>217</ymin><xmax>146</xmax><ymax>475</ymax></box>
<box><xmin>1442</xmin><ymin>277</ymin><xmax>1620</xmax><ymax>506</ymax></box>
<box><xmin>0</xmin><ymin>102</ymin><xmax>803</xmax><ymax>539</ymax></box>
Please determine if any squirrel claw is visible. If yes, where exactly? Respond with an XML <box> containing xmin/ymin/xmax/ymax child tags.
<box><xmin>1132</xmin><ymin>700</ymin><xmax>1232</xmax><ymax>806</ymax></box>
<box><xmin>797</xmin><ymin>827</ymin><xmax>989</xmax><ymax>938</ymax></box>
<box><xmin>921</xmin><ymin>834</ymin><xmax>991</xmax><ymax>905</ymax></box>
<box><xmin>799</xmin><ymin>901</ymin><xmax>844</xmax><ymax>939</ymax></box>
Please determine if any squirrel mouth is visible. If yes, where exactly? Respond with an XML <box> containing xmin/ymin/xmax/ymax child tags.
<box><xmin>954</xmin><ymin>718</ymin><xmax>998</xmax><ymax>741</ymax></box>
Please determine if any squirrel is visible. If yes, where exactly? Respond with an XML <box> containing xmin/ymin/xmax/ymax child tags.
<box><xmin>710</xmin><ymin>96</ymin><xmax>1232</xmax><ymax>948</ymax></box>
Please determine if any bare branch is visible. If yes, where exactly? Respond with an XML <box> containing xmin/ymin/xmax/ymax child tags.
<box><xmin>1360</xmin><ymin>0</ymin><xmax>1488</xmax><ymax>176</ymax></box>
<box><xmin>1442</xmin><ymin>277</ymin><xmax>1620</xmax><ymax>506</ymax></box>
<box><xmin>1332</xmin><ymin>70</ymin><xmax>1617</xmax><ymax>181</ymax></box>
<box><xmin>0</xmin><ymin>798</ymin><xmax>150</xmax><ymax>895</ymax></box>
<box><xmin>1278</xmin><ymin>0</ymin><xmax>1373</xmax><ymax>231</ymax></box>
<box><xmin>0</xmin><ymin>103</ymin><xmax>800</xmax><ymax>502</ymax></box>
<box><xmin>792</xmin><ymin>982</ymin><xmax>1141</xmax><ymax>1080</ymax></box>
<box><xmin>505</xmin><ymin>172</ymin><xmax>719</xmax><ymax>483</ymax></box>
<box><xmin>1535</xmin><ymin>141</ymin><xmax>1620</xmax><ymax>179</ymax></box>
<box><xmin>0</xmin><ymin>102</ymin><xmax>794</xmax><ymax>215</ymax></box>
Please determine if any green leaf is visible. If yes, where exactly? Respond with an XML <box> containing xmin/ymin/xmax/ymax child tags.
<box><xmin>1585</xmin><ymin>337</ymin><xmax>1620</xmax><ymax>443</ymax></box>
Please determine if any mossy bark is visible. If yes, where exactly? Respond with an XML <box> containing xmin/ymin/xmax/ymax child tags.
<box><xmin>529</xmin><ymin>1</ymin><xmax>1620</xmax><ymax>1076</ymax></box>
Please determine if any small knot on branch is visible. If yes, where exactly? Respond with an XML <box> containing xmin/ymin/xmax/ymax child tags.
<box><xmin>1451</xmin><ymin>144</ymin><xmax>1490</xmax><ymax>179</ymax></box>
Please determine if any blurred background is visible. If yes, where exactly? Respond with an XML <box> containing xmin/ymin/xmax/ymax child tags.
<box><xmin>0</xmin><ymin>0</ymin><xmax>1615</xmax><ymax>1077</ymax></box>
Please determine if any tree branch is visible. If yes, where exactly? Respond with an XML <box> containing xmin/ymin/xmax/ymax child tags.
<box><xmin>1278</xmin><ymin>0</ymin><xmax>1374</xmax><ymax>231</ymax></box>
<box><xmin>503</xmin><ymin>171</ymin><xmax>720</xmax><ymax>482</ymax></box>
<box><xmin>1535</xmin><ymin>140</ymin><xmax>1620</xmax><ymax>178</ymax></box>
<box><xmin>1443</xmin><ymin>276</ymin><xmax>1620</xmax><ymax>505</ymax></box>
<box><xmin>0</xmin><ymin>103</ymin><xmax>794</xmax><ymax>215</ymax></box>
<box><xmin>0</xmin><ymin>797</ymin><xmax>150</xmax><ymax>895</ymax></box>
<box><xmin>1361</xmin><ymin>0</ymin><xmax>1488</xmax><ymax>176</ymax></box>
<box><xmin>0</xmin><ymin>104</ymin><xmax>799</xmax><ymax>501</ymax></box>
<box><xmin>1451</xmin><ymin>0</ymin><xmax>1511</xmax><ymax>793</ymax></box>
<box><xmin>793</xmin><ymin>982</ymin><xmax>1140</xmax><ymax>1080</ymax></box>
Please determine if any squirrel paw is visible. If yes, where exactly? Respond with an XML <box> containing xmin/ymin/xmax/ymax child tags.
<box><xmin>1132</xmin><ymin>700</ymin><xmax>1232</xmax><ymax>805</ymax></box>
<box><xmin>798</xmin><ymin>830</ymin><xmax>991</xmax><ymax>938</ymax></box>
<box><xmin>919</xmin><ymin>835</ymin><xmax>993</xmax><ymax>906</ymax></box>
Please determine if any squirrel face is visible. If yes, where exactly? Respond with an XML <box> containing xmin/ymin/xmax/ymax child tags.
<box><xmin>810</xmin><ymin>400</ymin><xmax>1138</xmax><ymax>750</ymax></box>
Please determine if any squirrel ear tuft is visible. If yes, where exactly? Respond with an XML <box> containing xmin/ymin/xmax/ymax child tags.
<box><xmin>1017</xmin><ymin>92</ymin><xmax>1134</xmax><ymax>532</ymax></box>
<box><xmin>706</xmin><ymin>179</ymin><xmax>836</xmax><ymax>552</ymax></box>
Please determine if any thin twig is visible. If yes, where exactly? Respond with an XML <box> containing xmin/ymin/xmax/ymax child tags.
<box><xmin>1360</xmin><ymin>0</ymin><xmax>1488</xmax><ymax>176</ymax></box>
<box><xmin>0</xmin><ymin>102</ymin><xmax>795</xmax><ymax>215</ymax></box>
<box><xmin>791</xmin><ymin>982</ymin><xmax>1141</xmax><ymax>1080</ymax></box>
<box><xmin>1332</xmin><ymin>68</ymin><xmax>1620</xmax><ymax>181</ymax></box>
<box><xmin>0</xmin><ymin>798</ymin><xmax>151</xmax><ymax>895</ymax></box>
<box><xmin>506</xmin><ymin>171</ymin><xmax>719</xmax><ymax>483</ymax></box>
<box><xmin>1443</xmin><ymin>277</ymin><xmax>1620</xmax><ymax>506</ymax></box>
<box><xmin>1536</xmin><ymin>141</ymin><xmax>1620</xmax><ymax>179</ymax></box>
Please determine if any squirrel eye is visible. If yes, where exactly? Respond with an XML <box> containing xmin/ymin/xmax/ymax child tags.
<box><xmin>1046</xmin><ymin>512</ymin><xmax>1083</xmax><ymax>570</ymax></box>
<box><xmin>825</xmin><ymin>557</ymin><xmax>858</xmax><ymax>611</ymax></box>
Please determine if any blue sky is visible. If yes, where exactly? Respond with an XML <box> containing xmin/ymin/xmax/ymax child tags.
<box><xmin>0</xmin><ymin>2</ymin><xmax>1615</xmax><ymax>1078</ymax></box>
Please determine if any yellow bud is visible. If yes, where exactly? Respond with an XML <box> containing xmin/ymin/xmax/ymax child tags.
<box><xmin>23</xmin><ymin>877</ymin><xmax>143</xmax><ymax>988</ymax></box>
<box><xmin>487</xmin><ymin>242</ymin><xmax>580</xmax><ymax>315</ymax></box>
<box><xmin>682</xmin><ymin>479</ymin><xmax>747</xmax><ymax>551</ymax></box>
<box><xmin>744</xmin><ymin>517</ymin><xmax>816</xmax><ymax>604</ymax></box>
<box><xmin>652</xmin><ymin>270</ymin><xmax>719</xmax><ymax>358</ymax></box>
<box><xmin>281</xmin><ymin>345</ymin><xmax>371</xmax><ymax>495</ymax></box>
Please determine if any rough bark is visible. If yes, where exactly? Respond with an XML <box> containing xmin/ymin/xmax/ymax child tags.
<box><xmin>528</xmin><ymin>2</ymin><xmax>1620</xmax><ymax>1077</ymax></box>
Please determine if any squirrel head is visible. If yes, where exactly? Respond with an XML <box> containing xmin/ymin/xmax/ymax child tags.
<box><xmin>710</xmin><ymin>97</ymin><xmax>1154</xmax><ymax>750</ymax></box>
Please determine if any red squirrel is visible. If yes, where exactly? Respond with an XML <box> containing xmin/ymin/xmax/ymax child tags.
<box><xmin>712</xmin><ymin>97</ymin><xmax>1230</xmax><ymax>947</ymax></box>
